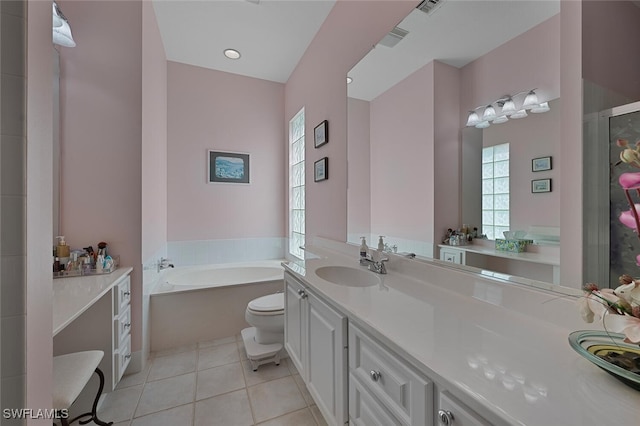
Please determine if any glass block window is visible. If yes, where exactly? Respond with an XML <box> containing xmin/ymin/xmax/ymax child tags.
<box><xmin>482</xmin><ymin>143</ymin><xmax>509</xmax><ymax>240</ymax></box>
<box><xmin>289</xmin><ymin>108</ymin><xmax>305</xmax><ymax>259</ymax></box>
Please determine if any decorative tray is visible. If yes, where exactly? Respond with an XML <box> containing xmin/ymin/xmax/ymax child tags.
<box><xmin>53</xmin><ymin>255</ymin><xmax>120</xmax><ymax>279</ymax></box>
<box><xmin>568</xmin><ymin>330</ymin><xmax>640</xmax><ymax>391</ymax></box>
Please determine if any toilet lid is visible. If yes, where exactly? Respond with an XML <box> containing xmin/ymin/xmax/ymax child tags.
<box><xmin>248</xmin><ymin>293</ymin><xmax>284</xmax><ymax>312</ymax></box>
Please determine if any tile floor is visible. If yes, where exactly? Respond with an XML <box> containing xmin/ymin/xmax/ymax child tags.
<box><xmin>93</xmin><ymin>335</ymin><xmax>328</xmax><ymax>426</ymax></box>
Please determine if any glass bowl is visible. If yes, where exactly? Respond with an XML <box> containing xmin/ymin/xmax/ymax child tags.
<box><xmin>568</xmin><ymin>330</ymin><xmax>640</xmax><ymax>391</ymax></box>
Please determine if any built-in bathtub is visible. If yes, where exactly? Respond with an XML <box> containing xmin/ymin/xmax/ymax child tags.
<box><xmin>150</xmin><ymin>260</ymin><xmax>285</xmax><ymax>351</ymax></box>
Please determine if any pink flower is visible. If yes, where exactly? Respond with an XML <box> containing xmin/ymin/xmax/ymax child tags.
<box><xmin>636</xmin><ymin>254</ymin><xmax>640</xmax><ymax>266</ymax></box>
<box><xmin>619</xmin><ymin>172</ymin><xmax>640</xmax><ymax>189</ymax></box>
<box><xmin>619</xmin><ymin>206</ymin><xmax>640</xmax><ymax>229</ymax></box>
<box><xmin>604</xmin><ymin>314</ymin><xmax>640</xmax><ymax>344</ymax></box>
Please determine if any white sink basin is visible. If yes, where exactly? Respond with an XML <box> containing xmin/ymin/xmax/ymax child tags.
<box><xmin>314</xmin><ymin>266</ymin><xmax>381</xmax><ymax>287</ymax></box>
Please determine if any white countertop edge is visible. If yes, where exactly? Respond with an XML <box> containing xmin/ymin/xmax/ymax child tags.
<box><xmin>53</xmin><ymin>267</ymin><xmax>133</xmax><ymax>336</ymax></box>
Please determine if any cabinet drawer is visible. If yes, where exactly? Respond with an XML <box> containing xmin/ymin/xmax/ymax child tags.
<box><xmin>349</xmin><ymin>373</ymin><xmax>402</xmax><ymax>426</ymax></box>
<box><xmin>114</xmin><ymin>304</ymin><xmax>132</xmax><ymax>348</ymax></box>
<box><xmin>113</xmin><ymin>275</ymin><xmax>131</xmax><ymax>316</ymax></box>
<box><xmin>438</xmin><ymin>392</ymin><xmax>491</xmax><ymax>426</ymax></box>
<box><xmin>439</xmin><ymin>248</ymin><xmax>465</xmax><ymax>264</ymax></box>
<box><xmin>114</xmin><ymin>333</ymin><xmax>132</xmax><ymax>385</ymax></box>
<box><xmin>349</xmin><ymin>322</ymin><xmax>433</xmax><ymax>426</ymax></box>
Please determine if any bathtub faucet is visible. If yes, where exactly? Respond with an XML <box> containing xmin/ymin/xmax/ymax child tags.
<box><xmin>158</xmin><ymin>257</ymin><xmax>174</xmax><ymax>272</ymax></box>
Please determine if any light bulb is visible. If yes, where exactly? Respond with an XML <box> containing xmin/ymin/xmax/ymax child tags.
<box><xmin>475</xmin><ymin>121</ymin><xmax>490</xmax><ymax>129</ymax></box>
<box><xmin>493</xmin><ymin>115</ymin><xmax>509</xmax><ymax>124</ymax></box>
<box><xmin>531</xmin><ymin>101</ymin><xmax>550</xmax><ymax>113</ymax></box>
<box><xmin>522</xmin><ymin>90</ymin><xmax>539</xmax><ymax>109</ymax></box>
<box><xmin>501</xmin><ymin>98</ymin><xmax>516</xmax><ymax>116</ymax></box>
<box><xmin>482</xmin><ymin>105</ymin><xmax>497</xmax><ymax>122</ymax></box>
<box><xmin>466</xmin><ymin>111</ymin><xmax>480</xmax><ymax>127</ymax></box>
<box><xmin>510</xmin><ymin>109</ymin><xmax>528</xmax><ymax>119</ymax></box>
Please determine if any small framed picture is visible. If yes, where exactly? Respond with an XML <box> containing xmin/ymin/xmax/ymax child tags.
<box><xmin>531</xmin><ymin>178</ymin><xmax>551</xmax><ymax>193</ymax></box>
<box><xmin>208</xmin><ymin>150</ymin><xmax>250</xmax><ymax>184</ymax></box>
<box><xmin>314</xmin><ymin>157</ymin><xmax>328</xmax><ymax>182</ymax></box>
<box><xmin>314</xmin><ymin>120</ymin><xmax>328</xmax><ymax>148</ymax></box>
<box><xmin>532</xmin><ymin>156</ymin><xmax>552</xmax><ymax>172</ymax></box>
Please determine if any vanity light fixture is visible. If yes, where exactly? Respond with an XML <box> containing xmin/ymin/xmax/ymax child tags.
<box><xmin>52</xmin><ymin>1</ymin><xmax>76</xmax><ymax>48</ymax></box>
<box><xmin>465</xmin><ymin>89</ymin><xmax>548</xmax><ymax>128</ymax></box>
<box><xmin>224</xmin><ymin>48</ymin><xmax>241</xmax><ymax>59</ymax></box>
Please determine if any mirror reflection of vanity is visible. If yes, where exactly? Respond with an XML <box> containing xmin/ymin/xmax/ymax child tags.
<box><xmin>347</xmin><ymin>1</ymin><xmax>562</xmax><ymax>285</ymax></box>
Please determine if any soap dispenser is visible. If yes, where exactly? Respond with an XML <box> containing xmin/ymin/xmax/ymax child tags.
<box><xmin>56</xmin><ymin>236</ymin><xmax>70</xmax><ymax>261</ymax></box>
<box><xmin>359</xmin><ymin>237</ymin><xmax>368</xmax><ymax>260</ymax></box>
<box><xmin>377</xmin><ymin>236</ymin><xmax>385</xmax><ymax>251</ymax></box>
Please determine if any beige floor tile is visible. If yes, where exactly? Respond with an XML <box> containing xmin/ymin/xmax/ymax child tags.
<box><xmin>117</xmin><ymin>362</ymin><xmax>151</xmax><ymax>390</ymax></box>
<box><xmin>310</xmin><ymin>405</ymin><xmax>328</xmax><ymax>426</ymax></box>
<box><xmin>198</xmin><ymin>335</ymin><xmax>236</xmax><ymax>349</ymax></box>
<box><xmin>256</xmin><ymin>408</ymin><xmax>317</xmax><ymax>426</ymax></box>
<box><xmin>237</xmin><ymin>340</ymin><xmax>249</xmax><ymax>360</ymax></box>
<box><xmin>291</xmin><ymin>374</ymin><xmax>314</xmax><ymax>406</ymax></box>
<box><xmin>131</xmin><ymin>404</ymin><xmax>193</xmax><ymax>426</ymax></box>
<box><xmin>194</xmin><ymin>389</ymin><xmax>254</xmax><ymax>426</ymax></box>
<box><xmin>97</xmin><ymin>384</ymin><xmax>143</xmax><ymax>423</ymax></box>
<box><xmin>197</xmin><ymin>342</ymin><xmax>240</xmax><ymax>370</ymax></box>
<box><xmin>152</xmin><ymin>343</ymin><xmax>197</xmax><ymax>358</ymax></box>
<box><xmin>247</xmin><ymin>376</ymin><xmax>306</xmax><ymax>423</ymax></box>
<box><xmin>135</xmin><ymin>373</ymin><xmax>195</xmax><ymax>418</ymax></box>
<box><xmin>147</xmin><ymin>350</ymin><xmax>197</xmax><ymax>382</ymax></box>
<box><xmin>196</xmin><ymin>362</ymin><xmax>245</xmax><ymax>401</ymax></box>
<box><xmin>242</xmin><ymin>358</ymin><xmax>291</xmax><ymax>387</ymax></box>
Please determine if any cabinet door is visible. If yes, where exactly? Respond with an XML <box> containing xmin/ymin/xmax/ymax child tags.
<box><xmin>438</xmin><ymin>392</ymin><xmax>491</xmax><ymax>426</ymax></box>
<box><xmin>439</xmin><ymin>248</ymin><xmax>465</xmax><ymax>265</ymax></box>
<box><xmin>306</xmin><ymin>291</ymin><xmax>348</xmax><ymax>426</ymax></box>
<box><xmin>284</xmin><ymin>274</ymin><xmax>306</xmax><ymax>379</ymax></box>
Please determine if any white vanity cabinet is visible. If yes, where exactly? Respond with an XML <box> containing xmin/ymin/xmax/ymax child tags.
<box><xmin>112</xmin><ymin>274</ymin><xmax>132</xmax><ymax>388</ymax></box>
<box><xmin>284</xmin><ymin>272</ymin><xmax>348</xmax><ymax>426</ymax></box>
<box><xmin>348</xmin><ymin>322</ymin><xmax>433</xmax><ymax>426</ymax></box>
<box><xmin>439</xmin><ymin>246</ymin><xmax>466</xmax><ymax>265</ymax></box>
<box><xmin>436</xmin><ymin>391</ymin><xmax>491</xmax><ymax>426</ymax></box>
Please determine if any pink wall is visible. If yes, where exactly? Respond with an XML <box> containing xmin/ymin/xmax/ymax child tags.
<box><xmin>483</xmin><ymin>99</ymin><xmax>561</xmax><ymax>231</ymax></box>
<box><xmin>560</xmin><ymin>0</ymin><xmax>583</xmax><ymax>289</ymax></box>
<box><xmin>142</xmin><ymin>1</ymin><xmax>167</xmax><ymax>260</ymax></box>
<box><xmin>582</xmin><ymin>1</ymin><xmax>640</xmax><ymax>101</ymax></box>
<box><xmin>347</xmin><ymin>97</ymin><xmax>371</xmax><ymax>238</ymax></box>
<box><xmin>166</xmin><ymin>62</ymin><xmax>285</xmax><ymax>241</ymax></box>
<box><xmin>59</xmin><ymin>0</ymin><xmax>144</xmax><ymax>351</ymax></box>
<box><xmin>285</xmin><ymin>0</ymin><xmax>416</xmax><ymax>243</ymax></box>
<box><xmin>370</xmin><ymin>64</ymin><xmax>434</xmax><ymax>242</ymax></box>
<box><xmin>460</xmin><ymin>14</ymin><xmax>560</xmax><ymax>119</ymax></box>
<box><xmin>26</xmin><ymin>0</ymin><xmax>53</xmax><ymax>421</ymax></box>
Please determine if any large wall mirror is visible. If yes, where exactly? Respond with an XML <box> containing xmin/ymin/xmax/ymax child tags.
<box><xmin>347</xmin><ymin>0</ymin><xmax>562</xmax><ymax>285</ymax></box>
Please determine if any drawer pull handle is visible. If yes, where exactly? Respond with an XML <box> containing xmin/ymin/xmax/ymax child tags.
<box><xmin>438</xmin><ymin>410</ymin><xmax>454</xmax><ymax>426</ymax></box>
<box><xmin>369</xmin><ymin>370</ymin><xmax>381</xmax><ymax>382</ymax></box>
<box><xmin>298</xmin><ymin>289</ymin><xmax>308</xmax><ymax>299</ymax></box>
<box><xmin>124</xmin><ymin>354</ymin><xmax>131</xmax><ymax>360</ymax></box>
<box><xmin>124</xmin><ymin>322</ymin><xmax>131</xmax><ymax>329</ymax></box>
<box><xmin>123</xmin><ymin>291</ymin><xmax>131</xmax><ymax>296</ymax></box>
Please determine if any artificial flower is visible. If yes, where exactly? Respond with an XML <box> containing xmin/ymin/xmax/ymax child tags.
<box><xmin>619</xmin><ymin>172</ymin><xmax>640</xmax><ymax>189</ymax></box>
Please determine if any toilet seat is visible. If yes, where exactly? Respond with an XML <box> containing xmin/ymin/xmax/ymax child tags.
<box><xmin>247</xmin><ymin>293</ymin><xmax>284</xmax><ymax>315</ymax></box>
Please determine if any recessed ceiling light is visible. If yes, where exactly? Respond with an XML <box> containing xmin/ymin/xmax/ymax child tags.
<box><xmin>346</xmin><ymin>77</ymin><xmax>353</xmax><ymax>84</ymax></box>
<box><xmin>224</xmin><ymin>49</ymin><xmax>241</xmax><ymax>60</ymax></box>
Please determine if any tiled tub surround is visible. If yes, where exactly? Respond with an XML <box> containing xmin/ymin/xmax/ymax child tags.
<box><xmin>285</xmin><ymin>240</ymin><xmax>640</xmax><ymax>425</ymax></box>
<box><xmin>150</xmin><ymin>261</ymin><xmax>285</xmax><ymax>351</ymax></box>
<box><xmin>94</xmin><ymin>335</ymin><xmax>327</xmax><ymax>426</ymax></box>
<box><xmin>167</xmin><ymin>237</ymin><xmax>286</xmax><ymax>267</ymax></box>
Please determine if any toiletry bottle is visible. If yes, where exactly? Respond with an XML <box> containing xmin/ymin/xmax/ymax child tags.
<box><xmin>359</xmin><ymin>237</ymin><xmax>368</xmax><ymax>260</ymax></box>
<box><xmin>377</xmin><ymin>236</ymin><xmax>385</xmax><ymax>251</ymax></box>
<box><xmin>53</xmin><ymin>257</ymin><xmax>60</xmax><ymax>273</ymax></box>
<box><xmin>96</xmin><ymin>254</ymin><xmax>104</xmax><ymax>273</ymax></box>
<box><xmin>56</xmin><ymin>236</ymin><xmax>70</xmax><ymax>258</ymax></box>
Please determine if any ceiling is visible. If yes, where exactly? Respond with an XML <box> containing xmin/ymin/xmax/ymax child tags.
<box><xmin>152</xmin><ymin>0</ymin><xmax>559</xmax><ymax>98</ymax></box>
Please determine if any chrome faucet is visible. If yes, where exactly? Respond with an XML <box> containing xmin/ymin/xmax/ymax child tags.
<box><xmin>359</xmin><ymin>255</ymin><xmax>389</xmax><ymax>274</ymax></box>
<box><xmin>158</xmin><ymin>257</ymin><xmax>174</xmax><ymax>272</ymax></box>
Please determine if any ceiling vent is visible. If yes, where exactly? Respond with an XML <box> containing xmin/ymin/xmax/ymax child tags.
<box><xmin>416</xmin><ymin>0</ymin><xmax>445</xmax><ymax>15</ymax></box>
<box><xmin>378</xmin><ymin>26</ymin><xmax>409</xmax><ymax>48</ymax></box>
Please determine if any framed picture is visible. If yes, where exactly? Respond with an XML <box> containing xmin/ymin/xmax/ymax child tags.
<box><xmin>208</xmin><ymin>151</ymin><xmax>250</xmax><ymax>184</ymax></box>
<box><xmin>314</xmin><ymin>157</ymin><xmax>328</xmax><ymax>182</ymax></box>
<box><xmin>532</xmin><ymin>156</ymin><xmax>552</xmax><ymax>172</ymax></box>
<box><xmin>314</xmin><ymin>120</ymin><xmax>328</xmax><ymax>148</ymax></box>
<box><xmin>531</xmin><ymin>178</ymin><xmax>551</xmax><ymax>193</ymax></box>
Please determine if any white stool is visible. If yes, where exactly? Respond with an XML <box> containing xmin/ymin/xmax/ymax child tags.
<box><xmin>53</xmin><ymin>350</ymin><xmax>112</xmax><ymax>426</ymax></box>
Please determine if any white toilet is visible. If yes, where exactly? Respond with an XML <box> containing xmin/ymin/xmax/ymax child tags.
<box><xmin>241</xmin><ymin>292</ymin><xmax>285</xmax><ymax>371</ymax></box>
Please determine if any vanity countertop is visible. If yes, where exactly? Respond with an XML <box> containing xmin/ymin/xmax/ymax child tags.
<box><xmin>53</xmin><ymin>267</ymin><xmax>133</xmax><ymax>336</ymax></box>
<box><xmin>283</xmin><ymin>242</ymin><xmax>639</xmax><ymax>426</ymax></box>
